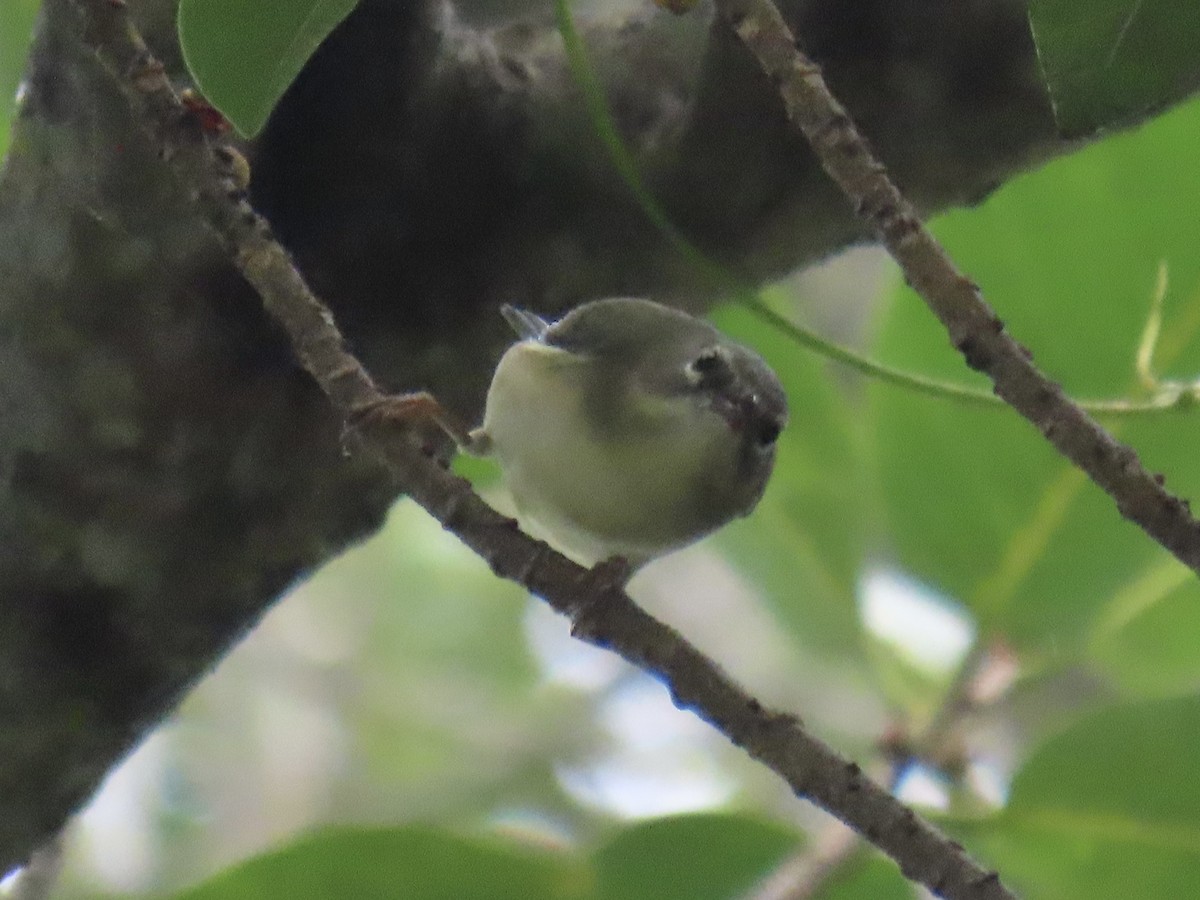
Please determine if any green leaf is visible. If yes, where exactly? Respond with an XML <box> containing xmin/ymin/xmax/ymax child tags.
<box><xmin>591</xmin><ymin>813</ymin><xmax>799</xmax><ymax>900</ymax></box>
<box><xmin>168</xmin><ymin>826</ymin><xmax>588</xmax><ymax>900</ymax></box>
<box><xmin>959</xmin><ymin>696</ymin><xmax>1200</xmax><ymax>899</ymax></box>
<box><xmin>1028</xmin><ymin>0</ymin><xmax>1200</xmax><ymax>137</ymax></box>
<box><xmin>1086</xmin><ymin>561</ymin><xmax>1200</xmax><ymax>696</ymax></box>
<box><xmin>820</xmin><ymin>854</ymin><xmax>915</xmax><ymax>900</ymax></box>
<box><xmin>0</xmin><ymin>0</ymin><xmax>39</xmax><ymax>160</ymax></box>
<box><xmin>870</xmin><ymin>95</ymin><xmax>1200</xmax><ymax>659</ymax></box>
<box><xmin>713</xmin><ymin>301</ymin><xmax>869</xmax><ymax>659</ymax></box>
<box><xmin>177</xmin><ymin>0</ymin><xmax>360</xmax><ymax>137</ymax></box>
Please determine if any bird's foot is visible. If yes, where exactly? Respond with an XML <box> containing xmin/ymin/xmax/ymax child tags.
<box><xmin>348</xmin><ymin>392</ymin><xmax>488</xmax><ymax>458</ymax></box>
<box><xmin>569</xmin><ymin>555</ymin><xmax>634</xmax><ymax>641</ymax></box>
<box><xmin>591</xmin><ymin>555</ymin><xmax>635</xmax><ymax>590</ymax></box>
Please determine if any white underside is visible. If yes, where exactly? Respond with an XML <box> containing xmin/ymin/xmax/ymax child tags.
<box><xmin>481</xmin><ymin>342</ymin><xmax>741</xmax><ymax>567</ymax></box>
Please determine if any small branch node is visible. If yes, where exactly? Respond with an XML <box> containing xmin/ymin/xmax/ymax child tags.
<box><xmin>435</xmin><ymin>485</ymin><xmax>474</xmax><ymax>532</ymax></box>
<box><xmin>953</xmin><ymin>334</ymin><xmax>991</xmax><ymax>372</ymax></box>
<box><xmin>128</xmin><ymin>52</ymin><xmax>165</xmax><ymax>93</ymax></box>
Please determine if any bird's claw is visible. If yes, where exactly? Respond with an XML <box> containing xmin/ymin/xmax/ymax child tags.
<box><xmin>569</xmin><ymin>555</ymin><xmax>635</xmax><ymax>641</ymax></box>
<box><xmin>591</xmin><ymin>556</ymin><xmax>635</xmax><ymax>590</ymax></box>
<box><xmin>345</xmin><ymin>391</ymin><xmax>466</xmax><ymax>460</ymax></box>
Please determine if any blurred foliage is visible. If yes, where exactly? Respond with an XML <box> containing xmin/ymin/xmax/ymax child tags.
<box><xmin>714</xmin><ymin>301</ymin><xmax>870</xmax><ymax>663</ymax></box>
<box><xmin>819</xmin><ymin>855</ymin><xmax>915</xmax><ymax>900</ymax></box>
<box><xmin>871</xmin><ymin>95</ymin><xmax>1200</xmax><ymax>672</ymax></box>
<box><xmin>1028</xmin><ymin>0</ymin><xmax>1200</xmax><ymax>137</ymax></box>
<box><xmin>952</xmin><ymin>696</ymin><xmax>1200</xmax><ymax>898</ymax></box>
<box><xmin>0</xmin><ymin>0</ymin><xmax>38</xmax><ymax>161</ymax></box>
<box><xmin>168</xmin><ymin>825</ymin><xmax>589</xmax><ymax>900</ymax></box>
<box><xmin>590</xmin><ymin>814</ymin><xmax>797</xmax><ymax>900</ymax></box>
<box><xmin>869</xmin><ymin>93</ymin><xmax>1200</xmax><ymax>899</ymax></box>
<box><xmin>166</xmin><ymin>815</ymin><xmax>806</xmax><ymax>900</ymax></box>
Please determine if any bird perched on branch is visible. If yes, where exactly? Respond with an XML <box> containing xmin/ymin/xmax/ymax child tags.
<box><xmin>379</xmin><ymin>298</ymin><xmax>788</xmax><ymax>574</ymax></box>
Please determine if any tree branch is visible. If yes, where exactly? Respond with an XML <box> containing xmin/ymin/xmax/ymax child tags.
<box><xmin>745</xmin><ymin>638</ymin><xmax>1014</xmax><ymax>899</ymax></box>
<box><xmin>715</xmin><ymin>0</ymin><xmax>1200</xmax><ymax>574</ymax></box>
<box><xmin>60</xmin><ymin>1</ymin><xmax>1012</xmax><ymax>897</ymax></box>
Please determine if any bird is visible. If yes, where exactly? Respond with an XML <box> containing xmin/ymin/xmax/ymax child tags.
<box><xmin>459</xmin><ymin>297</ymin><xmax>789</xmax><ymax>572</ymax></box>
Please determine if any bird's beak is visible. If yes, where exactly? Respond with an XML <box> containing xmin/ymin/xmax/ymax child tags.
<box><xmin>712</xmin><ymin>390</ymin><xmax>757</xmax><ymax>432</ymax></box>
<box><xmin>712</xmin><ymin>390</ymin><xmax>784</xmax><ymax>447</ymax></box>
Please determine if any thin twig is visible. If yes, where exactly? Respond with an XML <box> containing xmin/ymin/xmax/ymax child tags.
<box><xmin>67</xmin><ymin>1</ymin><xmax>1010</xmax><ymax>897</ymax></box>
<box><xmin>714</xmin><ymin>0</ymin><xmax>1200</xmax><ymax>575</ymax></box>
<box><xmin>745</xmin><ymin>632</ymin><xmax>1020</xmax><ymax>899</ymax></box>
<box><xmin>744</xmin><ymin>643</ymin><xmax>989</xmax><ymax>900</ymax></box>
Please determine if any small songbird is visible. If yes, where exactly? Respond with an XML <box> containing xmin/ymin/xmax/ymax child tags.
<box><xmin>462</xmin><ymin>297</ymin><xmax>788</xmax><ymax>571</ymax></box>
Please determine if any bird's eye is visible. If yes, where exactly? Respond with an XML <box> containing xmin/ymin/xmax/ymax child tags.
<box><xmin>753</xmin><ymin>417</ymin><xmax>782</xmax><ymax>447</ymax></box>
<box><xmin>688</xmin><ymin>349</ymin><xmax>726</xmax><ymax>381</ymax></box>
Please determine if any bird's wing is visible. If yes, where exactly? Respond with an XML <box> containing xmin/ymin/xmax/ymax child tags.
<box><xmin>500</xmin><ymin>305</ymin><xmax>551</xmax><ymax>342</ymax></box>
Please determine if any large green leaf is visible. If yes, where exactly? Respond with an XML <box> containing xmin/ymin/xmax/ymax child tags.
<box><xmin>870</xmin><ymin>95</ymin><xmax>1200</xmax><ymax>662</ymax></box>
<box><xmin>958</xmin><ymin>696</ymin><xmax>1200</xmax><ymax>898</ymax></box>
<box><xmin>1028</xmin><ymin>0</ymin><xmax>1200</xmax><ymax>137</ymax></box>
<box><xmin>169</xmin><ymin>826</ymin><xmax>588</xmax><ymax>900</ymax></box>
<box><xmin>593</xmin><ymin>814</ymin><xmax>912</xmax><ymax>900</ymax></box>
<box><xmin>713</xmin><ymin>301</ymin><xmax>869</xmax><ymax>660</ymax></box>
<box><xmin>1085</xmin><ymin>558</ymin><xmax>1200</xmax><ymax>696</ymax></box>
<box><xmin>591</xmin><ymin>813</ymin><xmax>798</xmax><ymax>900</ymax></box>
<box><xmin>177</xmin><ymin>0</ymin><xmax>360</xmax><ymax>137</ymax></box>
<box><xmin>166</xmin><ymin>817</ymin><xmax>806</xmax><ymax>900</ymax></box>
